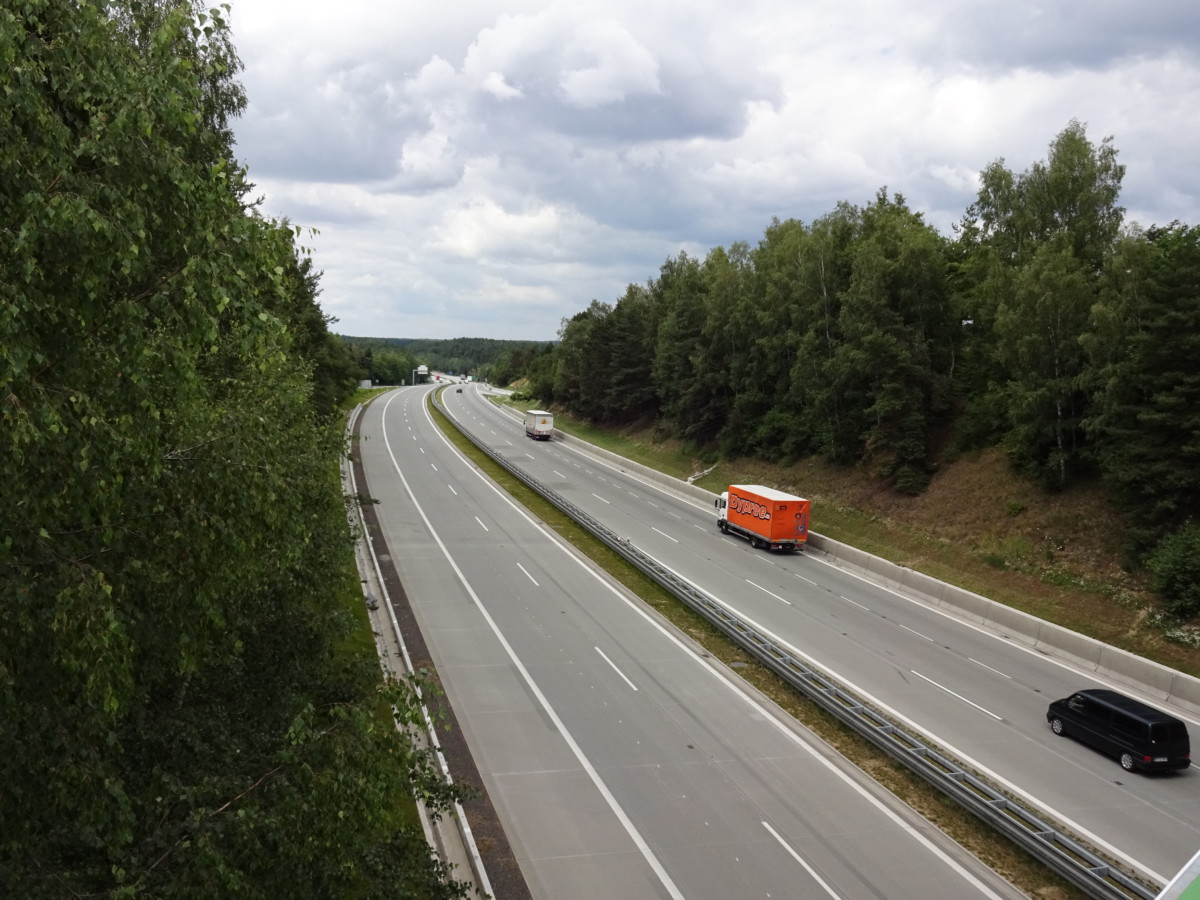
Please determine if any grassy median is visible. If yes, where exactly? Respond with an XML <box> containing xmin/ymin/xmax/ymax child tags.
<box><xmin>429</xmin><ymin>392</ymin><xmax>1098</xmax><ymax>900</ymax></box>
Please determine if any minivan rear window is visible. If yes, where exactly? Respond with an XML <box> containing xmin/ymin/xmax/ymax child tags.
<box><xmin>1150</xmin><ymin>722</ymin><xmax>1188</xmax><ymax>743</ymax></box>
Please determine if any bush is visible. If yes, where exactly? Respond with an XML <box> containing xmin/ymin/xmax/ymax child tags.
<box><xmin>1148</xmin><ymin>524</ymin><xmax>1200</xmax><ymax>618</ymax></box>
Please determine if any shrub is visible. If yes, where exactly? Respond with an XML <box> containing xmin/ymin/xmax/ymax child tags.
<box><xmin>1148</xmin><ymin>524</ymin><xmax>1200</xmax><ymax>618</ymax></box>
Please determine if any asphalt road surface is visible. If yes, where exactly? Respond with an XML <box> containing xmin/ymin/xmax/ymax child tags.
<box><xmin>356</xmin><ymin>387</ymin><xmax>1032</xmax><ymax>900</ymax></box>
<box><xmin>434</xmin><ymin>383</ymin><xmax>1200</xmax><ymax>890</ymax></box>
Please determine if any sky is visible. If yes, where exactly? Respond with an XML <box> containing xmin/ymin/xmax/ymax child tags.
<box><xmin>226</xmin><ymin>1</ymin><xmax>1200</xmax><ymax>342</ymax></box>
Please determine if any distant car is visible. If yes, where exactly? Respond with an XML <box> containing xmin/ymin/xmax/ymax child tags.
<box><xmin>456</xmin><ymin>387</ymin><xmax>463</xmax><ymax>393</ymax></box>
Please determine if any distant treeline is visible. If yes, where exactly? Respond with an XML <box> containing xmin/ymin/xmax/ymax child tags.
<box><xmin>339</xmin><ymin>335</ymin><xmax>548</xmax><ymax>384</ymax></box>
<box><xmin>493</xmin><ymin>121</ymin><xmax>1200</xmax><ymax>610</ymax></box>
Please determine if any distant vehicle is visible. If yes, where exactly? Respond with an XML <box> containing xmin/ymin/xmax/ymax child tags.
<box><xmin>1046</xmin><ymin>688</ymin><xmax>1191</xmax><ymax>772</ymax></box>
<box><xmin>455</xmin><ymin>387</ymin><xmax>462</xmax><ymax>393</ymax></box>
<box><xmin>715</xmin><ymin>484</ymin><xmax>809</xmax><ymax>552</ymax></box>
<box><xmin>523</xmin><ymin>410</ymin><xmax>554</xmax><ymax>440</ymax></box>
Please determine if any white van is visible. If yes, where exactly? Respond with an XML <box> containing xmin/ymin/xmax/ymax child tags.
<box><xmin>523</xmin><ymin>410</ymin><xmax>554</xmax><ymax>440</ymax></box>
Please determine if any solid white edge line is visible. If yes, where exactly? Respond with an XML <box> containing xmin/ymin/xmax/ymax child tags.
<box><xmin>385</xmin><ymin>394</ymin><xmax>687</xmax><ymax>900</ymax></box>
<box><xmin>652</xmin><ymin>540</ymin><xmax>1166</xmax><ymax>883</ymax></box>
<box><xmin>351</xmin><ymin>393</ymin><xmax>495</xmax><ymax>900</ymax></box>
<box><xmin>418</xmin><ymin>398</ymin><xmax>1009</xmax><ymax>900</ymax></box>
<box><xmin>516</xmin><ymin>414</ymin><xmax>1174</xmax><ymax>886</ymax></box>
<box><xmin>468</xmin><ymin>391</ymin><xmax>1177</xmax><ymax>883</ymax></box>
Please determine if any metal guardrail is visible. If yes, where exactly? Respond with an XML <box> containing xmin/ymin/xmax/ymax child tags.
<box><xmin>432</xmin><ymin>392</ymin><xmax>1158</xmax><ymax>900</ymax></box>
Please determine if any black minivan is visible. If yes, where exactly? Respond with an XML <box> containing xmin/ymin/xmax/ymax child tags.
<box><xmin>1046</xmin><ymin>688</ymin><xmax>1191</xmax><ymax>772</ymax></box>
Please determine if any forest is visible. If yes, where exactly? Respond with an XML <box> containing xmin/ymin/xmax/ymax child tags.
<box><xmin>340</xmin><ymin>335</ymin><xmax>545</xmax><ymax>385</ymax></box>
<box><xmin>486</xmin><ymin>123</ymin><xmax>1200</xmax><ymax>613</ymax></box>
<box><xmin>5</xmin><ymin>0</ymin><xmax>1198</xmax><ymax>892</ymax></box>
<box><xmin>1</xmin><ymin>2</ymin><xmax>467</xmax><ymax>896</ymax></box>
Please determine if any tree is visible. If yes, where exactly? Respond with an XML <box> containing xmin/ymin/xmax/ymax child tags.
<box><xmin>836</xmin><ymin>191</ymin><xmax>953</xmax><ymax>492</ymax></box>
<box><xmin>602</xmin><ymin>284</ymin><xmax>660</xmax><ymax>423</ymax></box>
<box><xmin>995</xmin><ymin>243</ymin><xmax>1094</xmax><ymax>486</ymax></box>
<box><xmin>958</xmin><ymin>120</ymin><xmax>1126</xmax><ymax>487</ymax></box>
<box><xmin>555</xmin><ymin>300</ymin><xmax>614</xmax><ymax>420</ymax></box>
<box><xmin>1</xmin><ymin>2</ymin><xmax>466</xmax><ymax>894</ymax></box>
<box><xmin>729</xmin><ymin>218</ymin><xmax>812</xmax><ymax>460</ymax></box>
<box><xmin>650</xmin><ymin>252</ymin><xmax>708</xmax><ymax>433</ymax></box>
<box><xmin>1085</xmin><ymin>223</ymin><xmax>1200</xmax><ymax>557</ymax></box>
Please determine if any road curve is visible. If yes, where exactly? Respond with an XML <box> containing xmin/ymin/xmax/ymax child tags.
<box><xmin>356</xmin><ymin>386</ymin><xmax>1026</xmax><ymax>900</ymax></box>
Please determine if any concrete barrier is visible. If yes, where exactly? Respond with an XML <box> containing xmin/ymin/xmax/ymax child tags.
<box><xmin>543</xmin><ymin>422</ymin><xmax>1200</xmax><ymax>717</ymax></box>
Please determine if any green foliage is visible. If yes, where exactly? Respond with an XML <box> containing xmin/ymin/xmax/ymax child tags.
<box><xmin>959</xmin><ymin>120</ymin><xmax>1125</xmax><ymax>488</ymax></box>
<box><xmin>492</xmin><ymin>119</ymin><xmax>1199</xmax><ymax>607</ymax></box>
<box><xmin>1084</xmin><ymin>223</ymin><xmax>1200</xmax><ymax>557</ymax></box>
<box><xmin>555</xmin><ymin>300</ymin><xmax>616</xmax><ymax>419</ymax></box>
<box><xmin>1</xmin><ymin>1</ymin><xmax>465</xmax><ymax>895</ymax></box>
<box><xmin>1148</xmin><ymin>525</ymin><xmax>1200</xmax><ymax>618</ymax></box>
<box><xmin>343</xmin><ymin>335</ymin><xmax>541</xmax><ymax>382</ymax></box>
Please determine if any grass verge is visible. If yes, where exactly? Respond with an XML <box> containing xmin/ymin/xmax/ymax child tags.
<box><xmin>438</xmin><ymin>393</ymin><xmax>1090</xmax><ymax>899</ymax></box>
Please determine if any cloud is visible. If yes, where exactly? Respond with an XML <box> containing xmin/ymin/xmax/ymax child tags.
<box><xmin>557</xmin><ymin>19</ymin><xmax>661</xmax><ymax>107</ymax></box>
<box><xmin>228</xmin><ymin>0</ymin><xmax>1200</xmax><ymax>340</ymax></box>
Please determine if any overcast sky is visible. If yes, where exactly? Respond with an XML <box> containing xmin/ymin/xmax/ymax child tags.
<box><xmin>227</xmin><ymin>1</ymin><xmax>1200</xmax><ymax>341</ymax></box>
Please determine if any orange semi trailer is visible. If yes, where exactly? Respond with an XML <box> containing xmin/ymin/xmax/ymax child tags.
<box><xmin>715</xmin><ymin>484</ymin><xmax>809</xmax><ymax>552</ymax></box>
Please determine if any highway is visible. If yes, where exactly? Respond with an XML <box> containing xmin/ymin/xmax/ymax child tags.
<box><xmin>432</xmin><ymin>382</ymin><xmax>1200</xmax><ymax>889</ymax></box>
<box><xmin>357</xmin><ymin>385</ymin><xmax>1025</xmax><ymax>900</ymax></box>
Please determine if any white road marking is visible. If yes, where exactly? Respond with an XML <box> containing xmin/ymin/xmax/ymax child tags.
<box><xmin>896</xmin><ymin>622</ymin><xmax>934</xmax><ymax>642</ymax></box>
<box><xmin>517</xmin><ymin>562</ymin><xmax>538</xmax><ymax>586</ymax></box>
<box><xmin>746</xmin><ymin>579</ymin><xmax>792</xmax><ymax>606</ymax></box>
<box><xmin>394</xmin><ymin>394</ymin><xmax>1015</xmax><ymax>898</ymax></box>
<box><xmin>380</xmin><ymin>394</ymin><xmax>687</xmax><ymax>900</ymax></box>
<box><xmin>592</xmin><ymin>493</ymin><xmax>611</xmax><ymax>504</ymax></box>
<box><xmin>448</xmin><ymin>484</ymin><xmax>457</xmax><ymax>496</ymax></box>
<box><xmin>595</xmin><ymin>647</ymin><xmax>639</xmax><ymax>691</ymax></box>
<box><xmin>475</xmin><ymin>516</ymin><xmax>488</xmax><ymax>532</ymax></box>
<box><xmin>762</xmin><ymin>821</ymin><xmax>843</xmax><ymax>899</ymax></box>
<box><xmin>840</xmin><ymin>595</ymin><xmax>870</xmax><ymax>611</ymax></box>
<box><xmin>651</xmin><ymin>527</ymin><xmax>679</xmax><ymax>543</ymax></box>
<box><xmin>911</xmin><ymin>671</ymin><xmax>1002</xmax><ymax>720</ymax></box>
<box><xmin>970</xmin><ymin>658</ymin><xmax>1013</xmax><ymax>679</ymax></box>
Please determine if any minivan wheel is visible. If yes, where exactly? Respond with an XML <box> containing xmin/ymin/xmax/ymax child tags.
<box><xmin>1050</xmin><ymin>717</ymin><xmax>1065</xmax><ymax>736</ymax></box>
<box><xmin>1120</xmin><ymin>752</ymin><xmax>1136</xmax><ymax>772</ymax></box>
